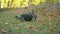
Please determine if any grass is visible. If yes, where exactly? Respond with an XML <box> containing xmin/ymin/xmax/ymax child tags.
<box><xmin>0</xmin><ymin>6</ymin><xmax>60</xmax><ymax>34</ymax></box>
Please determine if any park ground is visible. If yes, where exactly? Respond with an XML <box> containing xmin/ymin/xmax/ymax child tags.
<box><xmin>0</xmin><ymin>4</ymin><xmax>60</xmax><ymax>34</ymax></box>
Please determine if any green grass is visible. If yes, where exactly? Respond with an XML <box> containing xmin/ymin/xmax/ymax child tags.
<box><xmin>0</xmin><ymin>8</ymin><xmax>60</xmax><ymax>34</ymax></box>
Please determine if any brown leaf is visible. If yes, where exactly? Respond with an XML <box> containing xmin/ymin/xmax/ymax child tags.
<box><xmin>49</xmin><ymin>28</ymin><xmax>54</xmax><ymax>32</ymax></box>
<box><xmin>28</xmin><ymin>25</ymin><xmax>34</xmax><ymax>29</ymax></box>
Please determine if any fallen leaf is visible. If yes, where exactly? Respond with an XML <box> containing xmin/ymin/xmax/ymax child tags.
<box><xmin>49</xmin><ymin>28</ymin><xmax>54</xmax><ymax>32</ymax></box>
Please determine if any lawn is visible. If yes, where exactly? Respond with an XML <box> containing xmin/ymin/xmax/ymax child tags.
<box><xmin>0</xmin><ymin>5</ymin><xmax>60</xmax><ymax>34</ymax></box>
